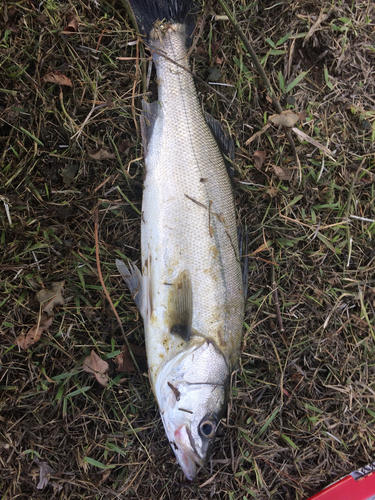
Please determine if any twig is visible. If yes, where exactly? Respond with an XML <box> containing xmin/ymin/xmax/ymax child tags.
<box><xmin>95</xmin><ymin>29</ymin><xmax>105</xmax><ymax>52</ymax></box>
<box><xmin>186</xmin><ymin>0</ymin><xmax>210</xmax><ymax>59</ymax></box>
<box><xmin>94</xmin><ymin>209</ymin><xmax>142</xmax><ymax>376</ymax></box>
<box><xmin>259</xmin><ymin>456</ymin><xmax>314</xmax><ymax>490</ymax></box>
<box><xmin>131</xmin><ymin>37</ymin><xmax>140</xmax><ymax>139</ymax></box>
<box><xmin>217</xmin><ymin>0</ymin><xmax>280</xmax><ymax>111</ymax></box>
<box><xmin>344</xmin><ymin>160</ymin><xmax>365</xmax><ymax>268</ymax></box>
<box><xmin>303</xmin><ymin>6</ymin><xmax>334</xmax><ymax>46</ymax></box>
<box><xmin>70</xmin><ymin>78</ymin><xmax>98</xmax><ymax>140</ymax></box>
<box><xmin>217</xmin><ymin>0</ymin><xmax>301</xmax><ymax>180</ymax></box>
<box><xmin>271</xmin><ymin>249</ymin><xmax>286</xmax><ymax>344</ymax></box>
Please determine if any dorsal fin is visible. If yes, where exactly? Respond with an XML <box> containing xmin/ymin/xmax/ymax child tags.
<box><xmin>237</xmin><ymin>227</ymin><xmax>249</xmax><ymax>300</ymax></box>
<box><xmin>167</xmin><ymin>270</ymin><xmax>193</xmax><ymax>341</ymax></box>
<box><xmin>204</xmin><ymin>112</ymin><xmax>235</xmax><ymax>181</ymax></box>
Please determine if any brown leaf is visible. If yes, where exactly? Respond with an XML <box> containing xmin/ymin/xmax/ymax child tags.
<box><xmin>291</xmin><ymin>372</ymin><xmax>303</xmax><ymax>382</ymax></box>
<box><xmin>269</xmin><ymin>111</ymin><xmax>300</xmax><ymax>128</ymax></box>
<box><xmin>36</xmin><ymin>281</ymin><xmax>65</xmax><ymax>317</ymax></box>
<box><xmin>16</xmin><ymin>315</ymin><xmax>53</xmax><ymax>350</ymax></box>
<box><xmin>115</xmin><ymin>344</ymin><xmax>146</xmax><ymax>373</ymax></box>
<box><xmin>299</xmin><ymin>110</ymin><xmax>307</xmax><ymax>123</ymax></box>
<box><xmin>42</xmin><ymin>71</ymin><xmax>73</xmax><ymax>87</ymax></box>
<box><xmin>62</xmin><ymin>17</ymin><xmax>78</xmax><ymax>34</ymax></box>
<box><xmin>253</xmin><ymin>150</ymin><xmax>267</xmax><ymax>169</ymax></box>
<box><xmin>88</xmin><ymin>148</ymin><xmax>116</xmax><ymax>161</ymax></box>
<box><xmin>83</xmin><ymin>350</ymin><xmax>109</xmax><ymax>386</ymax></box>
<box><xmin>92</xmin><ymin>468</ymin><xmax>112</xmax><ymax>487</ymax></box>
<box><xmin>272</xmin><ymin>165</ymin><xmax>293</xmax><ymax>181</ymax></box>
<box><xmin>265</xmin><ymin>186</ymin><xmax>278</xmax><ymax>198</ymax></box>
<box><xmin>36</xmin><ymin>14</ymin><xmax>47</xmax><ymax>25</ymax></box>
<box><xmin>117</xmin><ymin>139</ymin><xmax>131</xmax><ymax>154</ymax></box>
<box><xmin>36</xmin><ymin>460</ymin><xmax>55</xmax><ymax>490</ymax></box>
<box><xmin>8</xmin><ymin>23</ymin><xmax>19</xmax><ymax>33</ymax></box>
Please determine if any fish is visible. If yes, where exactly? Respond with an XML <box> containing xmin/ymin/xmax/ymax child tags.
<box><xmin>116</xmin><ymin>0</ymin><xmax>245</xmax><ymax>481</ymax></box>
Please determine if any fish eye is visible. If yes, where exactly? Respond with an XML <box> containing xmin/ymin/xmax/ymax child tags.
<box><xmin>199</xmin><ymin>417</ymin><xmax>217</xmax><ymax>440</ymax></box>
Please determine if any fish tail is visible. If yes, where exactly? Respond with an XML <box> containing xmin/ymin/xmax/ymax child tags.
<box><xmin>128</xmin><ymin>0</ymin><xmax>197</xmax><ymax>45</ymax></box>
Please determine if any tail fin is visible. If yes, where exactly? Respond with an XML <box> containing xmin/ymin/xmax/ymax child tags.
<box><xmin>128</xmin><ymin>0</ymin><xmax>197</xmax><ymax>44</ymax></box>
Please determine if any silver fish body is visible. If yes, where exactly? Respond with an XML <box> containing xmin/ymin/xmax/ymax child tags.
<box><xmin>117</xmin><ymin>15</ymin><xmax>244</xmax><ymax>480</ymax></box>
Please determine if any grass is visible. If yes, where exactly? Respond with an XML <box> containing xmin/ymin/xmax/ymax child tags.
<box><xmin>1</xmin><ymin>0</ymin><xmax>375</xmax><ymax>498</ymax></box>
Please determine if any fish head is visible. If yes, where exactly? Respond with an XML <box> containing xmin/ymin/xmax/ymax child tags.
<box><xmin>155</xmin><ymin>339</ymin><xmax>229</xmax><ymax>480</ymax></box>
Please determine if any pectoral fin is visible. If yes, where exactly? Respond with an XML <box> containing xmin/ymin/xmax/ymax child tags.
<box><xmin>116</xmin><ymin>259</ymin><xmax>146</xmax><ymax>319</ymax></box>
<box><xmin>168</xmin><ymin>270</ymin><xmax>193</xmax><ymax>341</ymax></box>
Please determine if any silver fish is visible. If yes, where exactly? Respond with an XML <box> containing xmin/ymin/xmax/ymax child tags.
<box><xmin>117</xmin><ymin>0</ymin><xmax>244</xmax><ymax>480</ymax></box>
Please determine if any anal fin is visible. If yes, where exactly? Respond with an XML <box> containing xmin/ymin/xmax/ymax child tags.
<box><xmin>116</xmin><ymin>259</ymin><xmax>145</xmax><ymax>319</ymax></box>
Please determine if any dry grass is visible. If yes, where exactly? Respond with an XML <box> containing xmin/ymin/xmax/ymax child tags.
<box><xmin>1</xmin><ymin>0</ymin><xmax>375</xmax><ymax>498</ymax></box>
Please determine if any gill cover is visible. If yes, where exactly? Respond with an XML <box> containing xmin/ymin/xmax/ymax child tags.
<box><xmin>155</xmin><ymin>340</ymin><xmax>229</xmax><ymax>480</ymax></box>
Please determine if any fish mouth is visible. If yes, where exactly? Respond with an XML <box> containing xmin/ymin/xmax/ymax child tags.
<box><xmin>173</xmin><ymin>425</ymin><xmax>204</xmax><ymax>481</ymax></box>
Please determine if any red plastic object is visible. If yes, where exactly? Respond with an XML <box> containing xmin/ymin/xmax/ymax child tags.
<box><xmin>307</xmin><ymin>462</ymin><xmax>375</xmax><ymax>500</ymax></box>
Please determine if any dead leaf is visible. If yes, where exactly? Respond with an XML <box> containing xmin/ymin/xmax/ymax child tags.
<box><xmin>36</xmin><ymin>281</ymin><xmax>65</xmax><ymax>317</ymax></box>
<box><xmin>8</xmin><ymin>23</ymin><xmax>19</xmax><ymax>33</ymax></box>
<box><xmin>265</xmin><ymin>186</ymin><xmax>278</xmax><ymax>198</ymax></box>
<box><xmin>83</xmin><ymin>350</ymin><xmax>109</xmax><ymax>386</ymax></box>
<box><xmin>115</xmin><ymin>344</ymin><xmax>146</xmax><ymax>373</ymax></box>
<box><xmin>36</xmin><ymin>14</ymin><xmax>47</xmax><ymax>25</ymax></box>
<box><xmin>36</xmin><ymin>460</ymin><xmax>55</xmax><ymax>490</ymax></box>
<box><xmin>272</xmin><ymin>165</ymin><xmax>293</xmax><ymax>181</ymax></box>
<box><xmin>88</xmin><ymin>148</ymin><xmax>116</xmax><ymax>161</ymax></box>
<box><xmin>299</xmin><ymin>110</ymin><xmax>307</xmax><ymax>123</ymax></box>
<box><xmin>17</xmin><ymin>315</ymin><xmax>53</xmax><ymax>350</ymax></box>
<box><xmin>117</xmin><ymin>139</ymin><xmax>131</xmax><ymax>154</ymax></box>
<box><xmin>16</xmin><ymin>282</ymin><xmax>64</xmax><ymax>349</ymax></box>
<box><xmin>92</xmin><ymin>468</ymin><xmax>112</xmax><ymax>487</ymax></box>
<box><xmin>269</xmin><ymin>111</ymin><xmax>300</xmax><ymax>128</ymax></box>
<box><xmin>253</xmin><ymin>150</ymin><xmax>267</xmax><ymax>169</ymax></box>
<box><xmin>42</xmin><ymin>71</ymin><xmax>73</xmax><ymax>88</ymax></box>
<box><xmin>62</xmin><ymin>17</ymin><xmax>78</xmax><ymax>34</ymax></box>
<box><xmin>61</xmin><ymin>163</ymin><xmax>78</xmax><ymax>187</ymax></box>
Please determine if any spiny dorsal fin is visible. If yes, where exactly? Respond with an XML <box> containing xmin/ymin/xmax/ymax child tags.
<box><xmin>168</xmin><ymin>270</ymin><xmax>193</xmax><ymax>341</ymax></box>
<box><xmin>204</xmin><ymin>112</ymin><xmax>235</xmax><ymax>181</ymax></box>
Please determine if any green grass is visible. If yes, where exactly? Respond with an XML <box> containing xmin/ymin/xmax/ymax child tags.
<box><xmin>1</xmin><ymin>0</ymin><xmax>375</xmax><ymax>498</ymax></box>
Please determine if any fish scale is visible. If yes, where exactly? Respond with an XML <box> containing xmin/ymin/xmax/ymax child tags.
<box><xmin>142</xmin><ymin>25</ymin><xmax>243</xmax><ymax>374</ymax></box>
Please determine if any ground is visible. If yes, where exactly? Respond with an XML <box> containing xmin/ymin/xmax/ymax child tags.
<box><xmin>1</xmin><ymin>0</ymin><xmax>375</xmax><ymax>499</ymax></box>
